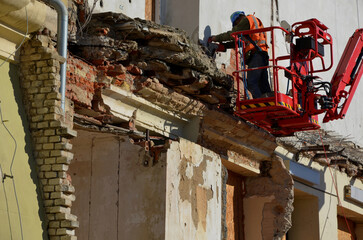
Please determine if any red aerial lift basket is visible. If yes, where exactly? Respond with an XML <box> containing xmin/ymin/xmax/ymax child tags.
<box><xmin>231</xmin><ymin>19</ymin><xmax>363</xmax><ymax>136</ymax></box>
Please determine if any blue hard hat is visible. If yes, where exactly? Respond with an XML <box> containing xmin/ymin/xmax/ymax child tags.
<box><xmin>230</xmin><ymin>11</ymin><xmax>245</xmax><ymax>25</ymax></box>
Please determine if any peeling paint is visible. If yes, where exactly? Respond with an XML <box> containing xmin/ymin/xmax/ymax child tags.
<box><xmin>178</xmin><ymin>155</ymin><xmax>213</xmax><ymax>230</ymax></box>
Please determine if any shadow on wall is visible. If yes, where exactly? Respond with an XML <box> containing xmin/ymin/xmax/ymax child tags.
<box><xmin>8</xmin><ymin>64</ymin><xmax>48</xmax><ymax>239</ymax></box>
<box><xmin>201</xmin><ymin>25</ymin><xmax>212</xmax><ymax>45</ymax></box>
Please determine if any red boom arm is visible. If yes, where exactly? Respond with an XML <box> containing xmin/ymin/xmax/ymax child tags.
<box><xmin>323</xmin><ymin>29</ymin><xmax>363</xmax><ymax>123</ymax></box>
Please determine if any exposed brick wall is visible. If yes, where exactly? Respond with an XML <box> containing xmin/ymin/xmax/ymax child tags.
<box><xmin>66</xmin><ymin>55</ymin><xmax>97</xmax><ymax>108</ymax></box>
<box><xmin>20</xmin><ymin>35</ymin><xmax>78</xmax><ymax>240</ymax></box>
<box><xmin>66</xmin><ymin>53</ymin><xmax>144</xmax><ymax>115</ymax></box>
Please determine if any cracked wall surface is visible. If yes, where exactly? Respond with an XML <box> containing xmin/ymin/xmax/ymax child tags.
<box><xmin>165</xmin><ymin>139</ymin><xmax>222</xmax><ymax>240</ymax></box>
<box><xmin>244</xmin><ymin>156</ymin><xmax>294</xmax><ymax>240</ymax></box>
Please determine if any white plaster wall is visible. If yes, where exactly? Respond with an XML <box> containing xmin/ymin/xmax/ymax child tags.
<box><xmin>88</xmin><ymin>0</ymin><xmax>146</xmax><ymax>19</ymax></box>
<box><xmin>159</xmin><ymin>0</ymin><xmax>199</xmax><ymax>42</ymax></box>
<box><xmin>165</xmin><ymin>139</ymin><xmax>222</xmax><ymax>240</ymax></box>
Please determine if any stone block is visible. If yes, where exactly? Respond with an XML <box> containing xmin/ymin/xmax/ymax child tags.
<box><xmin>56</xmin><ymin>156</ymin><xmax>72</xmax><ymax>165</ymax></box>
<box><xmin>46</xmin><ymin>206</ymin><xmax>70</xmax><ymax>214</ymax></box>
<box><xmin>54</xmin><ymin>192</ymin><xmax>76</xmax><ymax>202</ymax></box>
<box><xmin>44</xmin><ymin>200</ymin><xmax>54</xmax><ymax>207</ymax></box>
<box><xmin>50</xmin><ymin>192</ymin><xmax>62</xmax><ymax>199</ymax></box>
<box><xmin>48</xmin><ymin>73</ymin><xmax>60</xmax><ymax>80</ymax></box>
<box><xmin>20</xmin><ymin>53</ymin><xmax>41</xmax><ymax>62</ymax></box>
<box><xmin>37</xmin><ymin>60</ymin><xmax>49</xmax><ymax>68</ymax></box>
<box><xmin>32</xmin><ymin>115</ymin><xmax>44</xmax><ymax>122</ymax></box>
<box><xmin>48</xmin><ymin>59</ymin><xmax>60</xmax><ymax>67</ymax></box>
<box><xmin>43</xmin><ymin>185</ymin><xmax>55</xmax><ymax>192</ymax></box>
<box><xmin>38</xmin><ymin>73</ymin><xmax>50</xmax><ymax>80</ymax></box>
<box><xmin>51</xmin><ymin>150</ymin><xmax>62</xmax><ymax>157</ymax></box>
<box><xmin>50</xmin><ymin>236</ymin><xmax>60</xmax><ymax>240</ymax></box>
<box><xmin>50</xmin><ymin>121</ymin><xmax>62</xmax><ymax>128</ymax></box>
<box><xmin>31</xmin><ymin>80</ymin><xmax>43</xmax><ymax>88</ymax></box>
<box><xmin>33</xmin><ymin>93</ymin><xmax>46</xmax><ymax>99</ymax></box>
<box><xmin>56</xmin><ymin>128</ymin><xmax>77</xmax><ymax>138</ymax></box>
<box><xmin>29</xmin><ymin>123</ymin><xmax>37</xmax><ymax>129</ymax></box>
<box><xmin>37</xmin><ymin>121</ymin><xmax>50</xmax><ymax>129</ymax></box>
<box><xmin>38</xmin><ymin>171</ymin><xmax>45</xmax><ymax>178</ymax></box>
<box><xmin>52</xmin><ymin>164</ymin><xmax>69</xmax><ymax>172</ymax></box>
<box><xmin>47</xmin><ymin>213</ymin><xmax>56</xmax><ymax>221</ymax></box>
<box><xmin>42</xmin><ymin>66</ymin><xmax>57</xmax><ymax>73</ymax></box>
<box><xmin>45</xmin><ymin>158</ymin><xmax>56</xmax><ymax>164</ymax></box>
<box><xmin>48</xmin><ymin>228</ymin><xmax>56</xmax><ymax>236</ymax></box>
<box><xmin>49</xmin><ymin>221</ymin><xmax>60</xmax><ymax>228</ymax></box>
<box><xmin>47</xmin><ymin>92</ymin><xmax>62</xmax><ymax>100</ymax></box>
<box><xmin>61</xmin><ymin>220</ymin><xmax>79</xmax><ymax>229</ymax></box>
<box><xmin>55</xmin><ymin>184</ymin><xmax>74</xmax><ymax>193</ymax></box>
<box><xmin>35</xmin><ymin>136</ymin><xmax>49</xmax><ymax>144</ymax></box>
<box><xmin>45</xmin><ymin>113</ymin><xmax>61</xmax><ymax>121</ymax></box>
<box><xmin>24</xmin><ymin>74</ymin><xmax>37</xmax><ymax>81</ymax></box>
<box><xmin>55</xmin><ymin>142</ymin><xmax>72</xmax><ymax>151</ymax></box>
<box><xmin>43</xmin><ymin>192</ymin><xmax>50</xmax><ymax>200</ymax></box>
<box><xmin>38</xmin><ymin>107</ymin><xmax>50</xmax><ymax>114</ymax></box>
<box><xmin>45</xmin><ymin>100</ymin><xmax>60</xmax><ymax>107</ymax></box>
<box><xmin>40</xmin><ymin>179</ymin><xmax>48</xmax><ymax>186</ymax></box>
<box><xmin>49</xmin><ymin>136</ymin><xmax>61</xmax><ymax>143</ymax></box>
<box><xmin>45</xmin><ymin>172</ymin><xmax>57</xmax><ymax>178</ymax></box>
<box><xmin>60</xmin><ymin>236</ymin><xmax>77</xmax><ymax>240</ymax></box>
<box><xmin>36</xmin><ymin>157</ymin><xmax>44</xmax><ymax>165</ymax></box>
<box><xmin>40</xmin><ymin>164</ymin><xmax>52</xmax><ymax>171</ymax></box>
<box><xmin>38</xmin><ymin>150</ymin><xmax>50</xmax><ymax>158</ymax></box>
<box><xmin>58</xmin><ymin>171</ymin><xmax>67</xmax><ymax>179</ymax></box>
<box><xmin>54</xmin><ymin>198</ymin><xmax>72</xmax><ymax>207</ymax></box>
<box><xmin>49</xmin><ymin>178</ymin><xmax>63</xmax><ymax>185</ymax></box>
<box><xmin>35</xmin><ymin>144</ymin><xmax>43</xmax><ymax>151</ymax></box>
<box><xmin>32</xmin><ymin>101</ymin><xmax>44</xmax><ymax>108</ymax></box>
<box><xmin>43</xmin><ymin>143</ymin><xmax>55</xmax><ymax>150</ymax></box>
<box><xmin>22</xmin><ymin>46</ymin><xmax>36</xmax><ymax>55</ymax></box>
<box><xmin>55</xmin><ymin>213</ymin><xmax>77</xmax><ymax>222</ymax></box>
<box><xmin>44</xmin><ymin>129</ymin><xmax>56</xmax><ymax>136</ymax></box>
<box><xmin>44</xmin><ymin>79</ymin><xmax>60</xmax><ymax>87</ymax></box>
<box><xmin>56</xmin><ymin>229</ymin><xmax>75</xmax><ymax>236</ymax></box>
<box><xmin>27</xmin><ymin>87</ymin><xmax>39</xmax><ymax>94</ymax></box>
<box><xmin>41</xmin><ymin>87</ymin><xmax>53</xmax><ymax>93</ymax></box>
<box><xmin>50</xmin><ymin>105</ymin><xmax>63</xmax><ymax>115</ymax></box>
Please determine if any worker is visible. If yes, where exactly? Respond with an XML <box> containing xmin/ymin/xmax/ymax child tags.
<box><xmin>209</xmin><ymin>11</ymin><xmax>271</xmax><ymax>98</ymax></box>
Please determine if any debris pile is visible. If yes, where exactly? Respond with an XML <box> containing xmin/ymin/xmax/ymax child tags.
<box><xmin>69</xmin><ymin>12</ymin><xmax>234</xmax><ymax>111</ymax></box>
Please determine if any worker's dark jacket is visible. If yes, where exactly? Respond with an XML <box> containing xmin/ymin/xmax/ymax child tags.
<box><xmin>214</xmin><ymin>15</ymin><xmax>268</xmax><ymax>56</ymax></box>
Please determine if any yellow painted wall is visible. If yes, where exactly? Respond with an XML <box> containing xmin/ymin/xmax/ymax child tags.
<box><xmin>288</xmin><ymin>192</ymin><xmax>320</xmax><ymax>240</ymax></box>
<box><xmin>0</xmin><ymin>61</ymin><xmax>47</xmax><ymax>239</ymax></box>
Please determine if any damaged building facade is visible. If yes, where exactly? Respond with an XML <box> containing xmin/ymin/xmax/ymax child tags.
<box><xmin>0</xmin><ymin>0</ymin><xmax>363</xmax><ymax>240</ymax></box>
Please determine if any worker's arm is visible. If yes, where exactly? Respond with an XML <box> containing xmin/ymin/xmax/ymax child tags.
<box><xmin>213</xmin><ymin>17</ymin><xmax>250</xmax><ymax>42</ymax></box>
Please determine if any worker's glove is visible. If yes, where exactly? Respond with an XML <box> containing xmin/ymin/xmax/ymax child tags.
<box><xmin>216</xmin><ymin>44</ymin><xmax>226</xmax><ymax>52</ymax></box>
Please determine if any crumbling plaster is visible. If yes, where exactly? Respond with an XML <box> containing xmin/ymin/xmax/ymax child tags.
<box><xmin>165</xmin><ymin>139</ymin><xmax>222</xmax><ymax>240</ymax></box>
<box><xmin>244</xmin><ymin>156</ymin><xmax>294</xmax><ymax>240</ymax></box>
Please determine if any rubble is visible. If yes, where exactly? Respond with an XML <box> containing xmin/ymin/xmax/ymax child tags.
<box><xmin>69</xmin><ymin>12</ymin><xmax>234</xmax><ymax>109</ymax></box>
<box><xmin>277</xmin><ymin>130</ymin><xmax>363</xmax><ymax>178</ymax></box>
